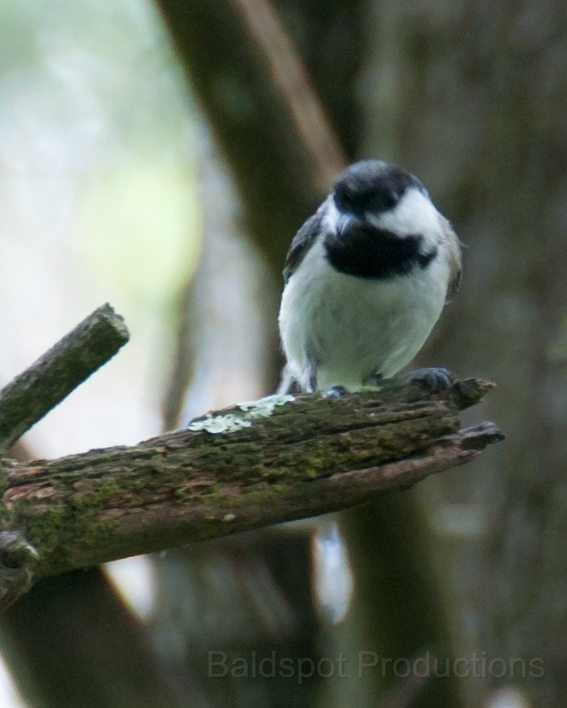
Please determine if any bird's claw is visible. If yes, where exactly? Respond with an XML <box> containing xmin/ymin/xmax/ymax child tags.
<box><xmin>322</xmin><ymin>385</ymin><xmax>349</xmax><ymax>399</ymax></box>
<box><xmin>400</xmin><ymin>367</ymin><xmax>453</xmax><ymax>391</ymax></box>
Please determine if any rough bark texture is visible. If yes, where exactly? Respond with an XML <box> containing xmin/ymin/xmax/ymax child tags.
<box><xmin>0</xmin><ymin>304</ymin><xmax>129</xmax><ymax>454</ymax></box>
<box><xmin>360</xmin><ymin>1</ymin><xmax>567</xmax><ymax>705</ymax></box>
<box><xmin>0</xmin><ymin>379</ymin><xmax>501</xmax><ymax>605</ymax></box>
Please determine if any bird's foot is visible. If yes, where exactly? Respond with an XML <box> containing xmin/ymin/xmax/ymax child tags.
<box><xmin>400</xmin><ymin>367</ymin><xmax>453</xmax><ymax>391</ymax></box>
<box><xmin>362</xmin><ymin>371</ymin><xmax>384</xmax><ymax>388</ymax></box>
<box><xmin>322</xmin><ymin>385</ymin><xmax>349</xmax><ymax>399</ymax></box>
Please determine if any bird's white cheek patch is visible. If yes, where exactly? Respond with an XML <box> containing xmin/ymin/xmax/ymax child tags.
<box><xmin>368</xmin><ymin>188</ymin><xmax>442</xmax><ymax>249</ymax></box>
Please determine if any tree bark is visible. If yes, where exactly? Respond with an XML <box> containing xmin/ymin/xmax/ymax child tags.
<box><xmin>0</xmin><ymin>379</ymin><xmax>500</xmax><ymax>609</ymax></box>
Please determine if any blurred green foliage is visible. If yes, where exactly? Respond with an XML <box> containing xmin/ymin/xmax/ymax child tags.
<box><xmin>0</xmin><ymin>0</ymin><xmax>202</xmax><ymax>312</ymax></box>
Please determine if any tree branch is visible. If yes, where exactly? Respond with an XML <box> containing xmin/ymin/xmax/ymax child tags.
<box><xmin>0</xmin><ymin>304</ymin><xmax>129</xmax><ymax>454</ymax></box>
<box><xmin>0</xmin><ymin>377</ymin><xmax>502</xmax><ymax>610</ymax></box>
<box><xmin>231</xmin><ymin>0</ymin><xmax>347</xmax><ymax>191</ymax></box>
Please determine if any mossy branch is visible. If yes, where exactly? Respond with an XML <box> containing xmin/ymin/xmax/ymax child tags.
<box><xmin>0</xmin><ymin>380</ymin><xmax>501</xmax><ymax>610</ymax></box>
<box><xmin>0</xmin><ymin>304</ymin><xmax>130</xmax><ymax>607</ymax></box>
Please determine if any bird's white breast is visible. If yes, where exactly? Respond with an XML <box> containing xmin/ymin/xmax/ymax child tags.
<box><xmin>278</xmin><ymin>236</ymin><xmax>450</xmax><ymax>391</ymax></box>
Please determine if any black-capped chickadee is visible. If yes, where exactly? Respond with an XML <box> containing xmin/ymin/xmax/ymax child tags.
<box><xmin>278</xmin><ymin>159</ymin><xmax>461</xmax><ymax>394</ymax></box>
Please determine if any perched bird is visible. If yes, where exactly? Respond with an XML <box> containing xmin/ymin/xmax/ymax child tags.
<box><xmin>278</xmin><ymin>159</ymin><xmax>461</xmax><ymax>394</ymax></box>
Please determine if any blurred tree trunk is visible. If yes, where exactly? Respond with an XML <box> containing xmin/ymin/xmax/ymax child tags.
<box><xmin>0</xmin><ymin>569</ymin><xmax>193</xmax><ymax>708</ymax></box>
<box><xmin>154</xmin><ymin>3</ymin><xmax>464</xmax><ymax>708</ymax></box>
<box><xmin>152</xmin><ymin>131</ymin><xmax>318</xmax><ymax>708</ymax></box>
<box><xmin>152</xmin><ymin>3</ymin><xmax>358</xmax><ymax>708</ymax></box>
<box><xmin>361</xmin><ymin>0</ymin><xmax>567</xmax><ymax>706</ymax></box>
<box><xmin>156</xmin><ymin>0</ymin><xmax>358</xmax><ymax>285</ymax></box>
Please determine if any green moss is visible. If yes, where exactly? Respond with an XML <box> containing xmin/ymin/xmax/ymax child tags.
<box><xmin>18</xmin><ymin>505</ymin><xmax>68</xmax><ymax>566</ymax></box>
<box><xmin>82</xmin><ymin>513</ymin><xmax>115</xmax><ymax>547</ymax></box>
<box><xmin>69</xmin><ymin>476</ymin><xmax>121</xmax><ymax>508</ymax></box>
<box><xmin>174</xmin><ymin>483</ymin><xmax>225</xmax><ymax>505</ymax></box>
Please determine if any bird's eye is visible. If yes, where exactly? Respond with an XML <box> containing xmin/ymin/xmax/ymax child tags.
<box><xmin>373</xmin><ymin>190</ymin><xmax>398</xmax><ymax>211</ymax></box>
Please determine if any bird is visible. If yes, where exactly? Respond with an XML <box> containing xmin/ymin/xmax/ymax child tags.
<box><xmin>277</xmin><ymin>159</ymin><xmax>461</xmax><ymax>394</ymax></box>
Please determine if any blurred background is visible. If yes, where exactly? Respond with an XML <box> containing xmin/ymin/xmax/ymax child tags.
<box><xmin>0</xmin><ymin>0</ymin><xmax>566</xmax><ymax>707</ymax></box>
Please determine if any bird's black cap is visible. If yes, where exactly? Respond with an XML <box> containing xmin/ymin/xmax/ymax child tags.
<box><xmin>333</xmin><ymin>159</ymin><xmax>427</xmax><ymax>217</ymax></box>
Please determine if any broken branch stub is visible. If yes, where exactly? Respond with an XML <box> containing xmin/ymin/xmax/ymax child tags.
<box><xmin>0</xmin><ymin>304</ymin><xmax>129</xmax><ymax>454</ymax></box>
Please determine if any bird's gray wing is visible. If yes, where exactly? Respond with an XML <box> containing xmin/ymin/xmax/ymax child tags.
<box><xmin>441</xmin><ymin>217</ymin><xmax>462</xmax><ymax>302</ymax></box>
<box><xmin>283</xmin><ymin>203</ymin><xmax>326</xmax><ymax>283</ymax></box>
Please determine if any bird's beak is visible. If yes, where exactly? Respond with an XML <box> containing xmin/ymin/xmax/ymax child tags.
<box><xmin>337</xmin><ymin>213</ymin><xmax>355</xmax><ymax>234</ymax></box>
